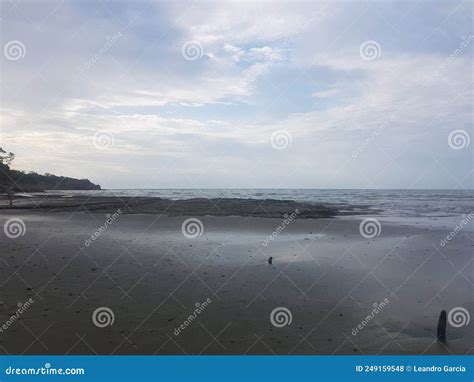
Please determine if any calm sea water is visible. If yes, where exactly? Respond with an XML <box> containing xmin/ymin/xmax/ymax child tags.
<box><xmin>44</xmin><ymin>189</ymin><xmax>474</xmax><ymax>217</ymax></box>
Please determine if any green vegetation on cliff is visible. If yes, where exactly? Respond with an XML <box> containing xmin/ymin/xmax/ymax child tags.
<box><xmin>0</xmin><ymin>148</ymin><xmax>101</xmax><ymax>192</ymax></box>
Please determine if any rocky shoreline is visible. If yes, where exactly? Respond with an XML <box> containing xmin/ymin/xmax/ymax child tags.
<box><xmin>0</xmin><ymin>195</ymin><xmax>341</xmax><ymax>219</ymax></box>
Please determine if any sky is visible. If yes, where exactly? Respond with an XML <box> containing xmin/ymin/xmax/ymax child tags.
<box><xmin>0</xmin><ymin>0</ymin><xmax>472</xmax><ymax>189</ymax></box>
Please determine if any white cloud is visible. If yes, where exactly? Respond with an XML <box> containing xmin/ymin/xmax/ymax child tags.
<box><xmin>1</xmin><ymin>1</ymin><xmax>472</xmax><ymax>188</ymax></box>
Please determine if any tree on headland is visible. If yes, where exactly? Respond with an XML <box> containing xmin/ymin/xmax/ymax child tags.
<box><xmin>0</xmin><ymin>148</ymin><xmax>15</xmax><ymax>191</ymax></box>
<box><xmin>0</xmin><ymin>147</ymin><xmax>15</xmax><ymax>166</ymax></box>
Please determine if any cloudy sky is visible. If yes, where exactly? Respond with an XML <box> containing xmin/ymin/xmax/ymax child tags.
<box><xmin>1</xmin><ymin>0</ymin><xmax>472</xmax><ymax>189</ymax></box>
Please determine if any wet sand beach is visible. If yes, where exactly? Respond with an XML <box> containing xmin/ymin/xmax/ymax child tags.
<box><xmin>0</xmin><ymin>196</ymin><xmax>472</xmax><ymax>355</ymax></box>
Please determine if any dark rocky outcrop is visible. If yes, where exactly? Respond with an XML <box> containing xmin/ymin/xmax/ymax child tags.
<box><xmin>2</xmin><ymin>195</ymin><xmax>338</xmax><ymax>218</ymax></box>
